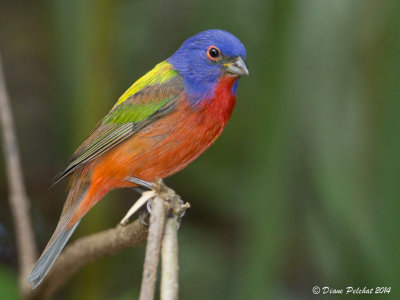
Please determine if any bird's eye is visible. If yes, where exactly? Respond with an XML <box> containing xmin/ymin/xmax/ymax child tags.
<box><xmin>207</xmin><ymin>46</ymin><xmax>221</xmax><ymax>60</ymax></box>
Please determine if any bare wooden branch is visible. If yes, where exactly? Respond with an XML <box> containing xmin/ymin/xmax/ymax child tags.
<box><xmin>136</xmin><ymin>180</ymin><xmax>188</xmax><ymax>300</ymax></box>
<box><xmin>161</xmin><ymin>210</ymin><xmax>179</xmax><ymax>300</ymax></box>
<box><xmin>0</xmin><ymin>51</ymin><xmax>37</xmax><ymax>294</ymax></box>
<box><xmin>139</xmin><ymin>194</ymin><xmax>167</xmax><ymax>300</ymax></box>
<box><xmin>29</xmin><ymin>218</ymin><xmax>148</xmax><ymax>300</ymax></box>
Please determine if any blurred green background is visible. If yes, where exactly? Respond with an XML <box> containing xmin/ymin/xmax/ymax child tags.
<box><xmin>1</xmin><ymin>0</ymin><xmax>400</xmax><ymax>299</ymax></box>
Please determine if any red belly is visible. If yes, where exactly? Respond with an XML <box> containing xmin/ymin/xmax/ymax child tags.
<box><xmin>91</xmin><ymin>100</ymin><xmax>226</xmax><ymax>189</ymax></box>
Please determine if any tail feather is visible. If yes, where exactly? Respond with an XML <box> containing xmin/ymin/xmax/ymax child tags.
<box><xmin>28</xmin><ymin>220</ymin><xmax>81</xmax><ymax>288</ymax></box>
<box><xmin>28</xmin><ymin>169</ymin><xmax>91</xmax><ymax>288</ymax></box>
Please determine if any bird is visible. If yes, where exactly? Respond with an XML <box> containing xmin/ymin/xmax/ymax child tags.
<box><xmin>28</xmin><ymin>29</ymin><xmax>248</xmax><ymax>288</ymax></box>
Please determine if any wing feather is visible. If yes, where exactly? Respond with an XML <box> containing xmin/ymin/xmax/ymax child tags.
<box><xmin>52</xmin><ymin>62</ymin><xmax>183</xmax><ymax>185</ymax></box>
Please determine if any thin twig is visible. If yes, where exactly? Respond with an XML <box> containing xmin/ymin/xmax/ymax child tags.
<box><xmin>161</xmin><ymin>208</ymin><xmax>180</xmax><ymax>300</ymax></box>
<box><xmin>139</xmin><ymin>193</ymin><xmax>167</xmax><ymax>300</ymax></box>
<box><xmin>0</xmin><ymin>51</ymin><xmax>37</xmax><ymax>294</ymax></box>
<box><xmin>136</xmin><ymin>180</ymin><xmax>188</xmax><ymax>300</ymax></box>
<box><xmin>29</xmin><ymin>218</ymin><xmax>148</xmax><ymax>300</ymax></box>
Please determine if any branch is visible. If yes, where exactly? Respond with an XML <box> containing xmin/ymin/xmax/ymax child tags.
<box><xmin>29</xmin><ymin>218</ymin><xmax>148</xmax><ymax>299</ymax></box>
<box><xmin>0</xmin><ymin>51</ymin><xmax>37</xmax><ymax>292</ymax></box>
<box><xmin>29</xmin><ymin>180</ymin><xmax>188</xmax><ymax>300</ymax></box>
<box><xmin>139</xmin><ymin>195</ymin><xmax>167</xmax><ymax>300</ymax></box>
<box><xmin>138</xmin><ymin>180</ymin><xmax>189</xmax><ymax>300</ymax></box>
<box><xmin>160</xmin><ymin>196</ymin><xmax>181</xmax><ymax>300</ymax></box>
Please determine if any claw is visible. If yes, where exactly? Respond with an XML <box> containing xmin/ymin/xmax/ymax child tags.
<box><xmin>178</xmin><ymin>198</ymin><xmax>186</xmax><ymax>218</ymax></box>
<box><xmin>139</xmin><ymin>208</ymin><xmax>149</xmax><ymax>225</ymax></box>
<box><xmin>176</xmin><ymin>198</ymin><xmax>188</xmax><ymax>229</ymax></box>
<box><xmin>146</xmin><ymin>198</ymin><xmax>152</xmax><ymax>214</ymax></box>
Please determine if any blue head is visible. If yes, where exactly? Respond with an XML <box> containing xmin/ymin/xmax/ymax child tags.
<box><xmin>168</xmin><ymin>29</ymin><xmax>248</xmax><ymax>104</ymax></box>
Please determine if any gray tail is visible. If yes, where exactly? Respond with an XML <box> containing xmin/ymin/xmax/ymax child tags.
<box><xmin>28</xmin><ymin>220</ymin><xmax>81</xmax><ymax>288</ymax></box>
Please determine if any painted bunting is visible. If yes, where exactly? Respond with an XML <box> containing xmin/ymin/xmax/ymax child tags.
<box><xmin>28</xmin><ymin>29</ymin><xmax>248</xmax><ymax>287</ymax></box>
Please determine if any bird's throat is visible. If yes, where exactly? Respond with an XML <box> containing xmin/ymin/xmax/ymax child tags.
<box><xmin>201</xmin><ymin>75</ymin><xmax>238</xmax><ymax>124</ymax></box>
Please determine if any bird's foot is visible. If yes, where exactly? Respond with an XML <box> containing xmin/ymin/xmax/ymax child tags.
<box><xmin>139</xmin><ymin>198</ymin><xmax>188</xmax><ymax>228</ymax></box>
<box><xmin>138</xmin><ymin>199</ymin><xmax>153</xmax><ymax>225</ymax></box>
<box><xmin>138</xmin><ymin>206</ymin><xmax>150</xmax><ymax>225</ymax></box>
<box><xmin>121</xmin><ymin>178</ymin><xmax>189</xmax><ymax>228</ymax></box>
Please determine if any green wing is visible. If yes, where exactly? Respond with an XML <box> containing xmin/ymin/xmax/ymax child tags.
<box><xmin>53</xmin><ymin>61</ymin><xmax>183</xmax><ymax>185</ymax></box>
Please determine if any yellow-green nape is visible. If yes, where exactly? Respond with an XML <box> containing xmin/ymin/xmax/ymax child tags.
<box><xmin>114</xmin><ymin>61</ymin><xmax>177</xmax><ymax>108</ymax></box>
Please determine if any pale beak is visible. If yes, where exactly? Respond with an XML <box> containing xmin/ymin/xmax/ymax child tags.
<box><xmin>225</xmin><ymin>56</ymin><xmax>249</xmax><ymax>76</ymax></box>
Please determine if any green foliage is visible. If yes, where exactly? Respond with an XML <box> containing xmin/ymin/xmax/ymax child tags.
<box><xmin>0</xmin><ymin>266</ymin><xmax>19</xmax><ymax>300</ymax></box>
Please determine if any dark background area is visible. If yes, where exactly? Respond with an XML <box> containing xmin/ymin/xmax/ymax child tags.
<box><xmin>1</xmin><ymin>0</ymin><xmax>400</xmax><ymax>299</ymax></box>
